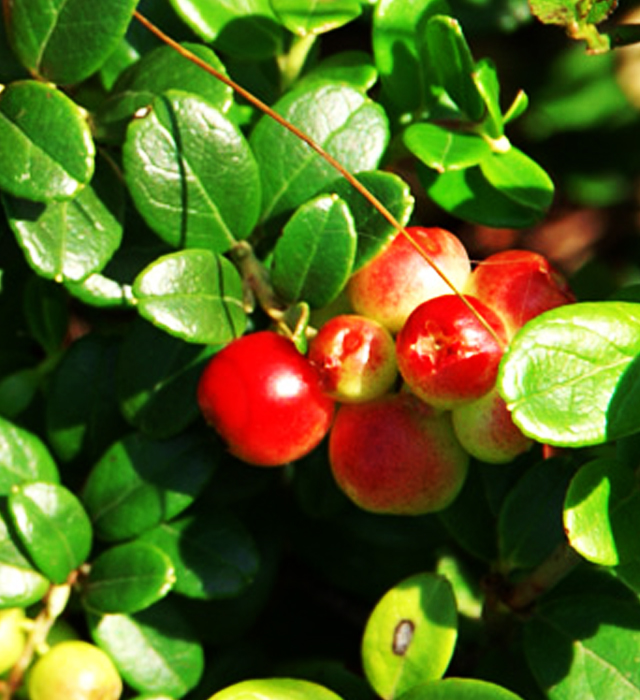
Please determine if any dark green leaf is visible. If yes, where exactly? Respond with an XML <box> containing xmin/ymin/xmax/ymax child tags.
<box><xmin>212</xmin><ymin>678</ymin><xmax>344</xmax><ymax>700</ymax></box>
<box><xmin>82</xmin><ymin>432</ymin><xmax>218</xmax><ymax>542</ymax></box>
<box><xmin>0</xmin><ymin>416</ymin><xmax>59</xmax><ymax>496</ymax></box>
<box><xmin>117</xmin><ymin>319</ymin><xmax>219</xmax><ymax>439</ymax></box>
<box><xmin>271</xmin><ymin>0</ymin><xmax>362</xmax><ymax>36</ymax></box>
<box><xmin>8</xmin><ymin>481</ymin><xmax>93</xmax><ymax>584</ymax></box>
<box><xmin>362</xmin><ymin>573</ymin><xmax>457</xmax><ymax>699</ymax></box>
<box><xmin>166</xmin><ymin>0</ymin><xmax>284</xmax><ymax>58</ymax></box>
<box><xmin>498</xmin><ymin>458</ymin><xmax>576</xmax><ymax>572</ymax></box>
<box><xmin>0</xmin><ymin>368</ymin><xmax>41</xmax><ymax>419</ymax></box>
<box><xmin>271</xmin><ymin>195</ymin><xmax>357</xmax><ymax>308</ymax></box>
<box><xmin>89</xmin><ymin>598</ymin><xmax>204</xmax><ymax>696</ymax></box>
<box><xmin>403</xmin><ymin>124</ymin><xmax>492</xmax><ymax>173</ymax></box>
<box><xmin>23</xmin><ymin>277</ymin><xmax>69</xmax><ymax>356</ymax></box>
<box><xmin>324</xmin><ymin>171</ymin><xmax>414</xmax><ymax>271</ymax></box>
<box><xmin>45</xmin><ymin>334</ymin><xmax>127</xmax><ymax>464</ymax></box>
<box><xmin>124</xmin><ymin>92</ymin><xmax>261</xmax><ymax>253</ymax></box>
<box><xmin>251</xmin><ymin>81</ymin><xmax>389</xmax><ymax>225</ymax></box>
<box><xmin>426</xmin><ymin>15</ymin><xmax>485</xmax><ymax>122</ymax></box>
<box><xmin>140</xmin><ymin>509</ymin><xmax>259</xmax><ymax>600</ymax></box>
<box><xmin>83</xmin><ymin>541</ymin><xmax>176</xmax><ymax>614</ymax></box>
<box><xmin>4</xmin><ymin>158</ymin><xmax>124</xmax><ymax>283</ymax></box>
<box><xmin>5</xmin><ymin>0</ymin><xmax>138</xmax><ymax>84</ymax></box>
<box><xmin>398</xmin><ymin>679</ymin><xmax>525</xmax><ymax>700</ymax></box>
<box><xmin>564</xmin><ymin>458</ymin><xmax>640</xmax><ymax>566</ymax></box>
<box><xmin>132</xmin><ymin>249</ymin><xmax>247</xmax><ymax>344</ymax></box>
<box><xmin>0</xmin><ymin>81</ymin><xmax>94</xmax><ymax>202</ymax></box>
<box><xmin>499</xmin><ymin>302</ymin><xmax>640</xmax><ymax>447</ymax></box>
<box><xmin>525</xmin><ymin>588</ymin><xmax>640</xmax><ymax>699</ymax></box>
<box><xmin>0</xmin><ymin>512</ymin><xmax>49</xmax><ymax>608</ymax></box>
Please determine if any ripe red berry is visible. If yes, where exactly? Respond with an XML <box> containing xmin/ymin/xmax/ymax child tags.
<box><xmin>396</xmin><ymin>295</ymin><xmax>507</xmax><ymax>409</ymax></box>
<box><xmin>198</xmin><ymin>331</ymin><xmax>335</xmax><ymax>467</ymax></box>
<box><xmin>329</xmin><ymin>392</ymin><xmax>469</xmax><ymax>515</ymax></box>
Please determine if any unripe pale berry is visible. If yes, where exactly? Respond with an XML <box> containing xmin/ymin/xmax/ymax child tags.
<box><xmin>197</xmin><ymin>331</ymin><xmax>335</xmax><ymax>466</ymax></box>
<box><xmin>0</xmin><ymin>608</ymin><xmax>27</xmax><ymax>675</ymax></box>
<box><xmin>308</xmin><ymin>314</ymin><xmax>398</xmax><ymax>403</ymax></box>
<box><xmin>347</xmin><ymin>226</ymin><xmax>472</xmax><ymax>334</ymax></box>
<box><xmin>27</xmin><ymin>640</ymin><xmax>122</xmax><ymax>700</ymax></box>
<box><xmin>396</xmin><ymin>295</ymin><xmax>507</xmax><ymax>409</ymax></box>
<box><xmin>329</xmin><ymin>392</ymin><xmax>469</xmax><ymax>515</ymax></box>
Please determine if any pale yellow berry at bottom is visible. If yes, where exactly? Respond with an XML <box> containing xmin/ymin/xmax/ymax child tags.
<box><xmin>0</xmin><ymin>608</ymin><xmax>28</xmax><ymax>675</ymax></box>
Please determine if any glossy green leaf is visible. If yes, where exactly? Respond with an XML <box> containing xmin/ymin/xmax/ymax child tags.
<box><xmin>132</xmin><ymin>249</ymin><xmax>247</xmax><ymax>344</ymax></box>
<box><xmin>324</xmin><ymin>171</ymin><xmax>414</xmax><ymax>271</ymax></box>
<box><xmin>166</xmin><ymin>0</ymin><xmax>284</xmax><ymax>58</ymax></box>
<box><xmin>82</xmin><ymin>432</ymin><xmax>218</xmax><ymax>542</ymax></box>
<box><xmin>251</xmin><ymin>81</ymin><xmax>389</xmax><ymax>225</ymax></box>
<box><xmin>499</xmin><ymin>302</ymin><xmax>640</xmax><ymax>447</ymax></box>
<box><xmin>525</xmin><ymin>588</ymin><xmax>640</xmax><ymax>699</ymax></box>
<box><xmin>271</xmin><ymin>195</ymin><xmax>357</xmax><ymax>309</ymax></box>
<box><xmin>140</xmin><ymin>509</ymin><xmax>259</xmax><ymax>600</ymax></box>
<box><xmin>503</xmin><ymin>90</ymin><xmax>529</xmax><ymax>124</ymax></box>
<box><xmin>498</xmin><ymin>458</ymin><xmax>576</xmax><ymax>573</ymax></box>
<box><xmin>83</xmin><ymin>541</ymin><xmax>176</xmax><ymax>614</ymax></box>
<box><xmin>89</xmin><ymin>598</ymin><xmax>204</xmax><ymax>696</ymax></box>
<box><xmin>564</xmin><ymin>458</ymin><xmax>640</xmax><ymax>566</ymax></box>
<box><xmin>4</xmin><ymin>159</ymin><xmax>124</xmax><ymax>283</ymax></box>
<box><xmin>398</xmin><ymin>679</ymin><xmax>525</xmax><ymax>700</ymax></box>
<box><xmin>212</xmin><ymin>678</ymin><xmax>344</xmax><ymax>700</ymax></box>
<box><xmin>299</xmin><ymin>51</ymin><xmax>378</xmax><ymax>92</ymax></box>
<box><xmin>117</xmin><ymin>320</ymin><xmax>218</xmax><ymax>439</ymax></box>
<box><xmin>65</xmin><ymin>273</ymin><xmax>132</xmax><ymax>309</ymax></box>
<box><xmin>45</xmin><ymin>335</ymin><xmax>127</xmax><ymax>464</ymax></box>
<box><xmin>124</xmin><ymin>92</ymin><xmax>261</xmax><ymax>254</ymax></box>
<box><xmin>0</xmin><ymin>512</ymin><xmax>49</xmax><ymax>608</ymax></box>
<box><xmin>5</xmin><ymin>0</ymin><xmax>138</xmax><ymax>84</ymax></box>
<box><xmin>8</xmin><ymin>481</ymin><xmax>93</xmax><ymax>584</ymax></box>
<box><xmin>403</xmin><ymin>124</ymin><xmax>492</xmax><ymax>173</ymax></box>
<box><xmin>372</xmin><ymin>0</ymin><xmax>450</xmax><ymax>115</ymax></box>
<box><xmin>271</xmin><ymin>0</ymin><xmax>362</xmax><ymax>36</ymax></box>
<box><xmin>473</xmin><ymin>59</ymin><xmax>504</xmax><ymax>139</ymax></box>
<box><xmin>0</xmin><ymin>416</ymin><xmax>59</xmax><ymax>496</ymax></box>
<box><xmin>362</xmin><ymin>572</ymin><xmax>457</xmax><ymax>699</ymax></box>
<box><xmin>0</xmin><ymin>81</ymin><xmax>94</xmax><ymax>202</ymax></box>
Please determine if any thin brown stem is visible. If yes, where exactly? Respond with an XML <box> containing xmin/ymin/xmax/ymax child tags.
<box><xmin>132</xmin><ymin>11</ymin><xmax>507</xmax><ymax>348</ymax></box>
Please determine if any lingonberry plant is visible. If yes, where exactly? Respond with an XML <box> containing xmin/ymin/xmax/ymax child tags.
<box><xmin>3</xmin><ymin>2</ymin><xmax>640</xmax><ymax>700</ymax></box>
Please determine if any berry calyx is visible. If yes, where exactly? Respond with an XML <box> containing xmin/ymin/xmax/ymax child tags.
<box><xmin>197</xmin><ymin>331</ymin><xmax>335</xmax><ymax>467</ymax></box>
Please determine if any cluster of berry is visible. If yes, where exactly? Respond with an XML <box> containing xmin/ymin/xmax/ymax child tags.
<box><xmin>197</xmin><ymin>227</ymin><xmax>574</xmax><ymax>516</ymax></box>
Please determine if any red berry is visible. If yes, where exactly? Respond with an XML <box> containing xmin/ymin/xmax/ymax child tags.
<box><xmin>198</xmin><ymin>331</ymin><xmax>335</xmax><ymax>467</ymax></box>
<box><xmin>396</xmin><ymin>295</ymin><xmax>507</xmax><ymax>409</ymax></box>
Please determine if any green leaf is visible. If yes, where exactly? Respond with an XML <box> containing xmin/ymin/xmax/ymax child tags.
<box><xmin>403</xmin><ymin>124</ymin><xmax>492</xmax><ymax>173</ymax></box>
<box><xmin>271</xmin><ymin>195</ymin><xmax>357</xmax><ymax>309</ymax></box>
<box><xmin>132</xmin><ymin>249</ymin><xmax>247</xmax><ymax>344</ymax></box>
<box><xmin>45</xmin><ymin>334</ymin><xmax>127</xmax><ymax>464</ymax></box>
<box><xmin>372</xmin><ymin>0</ymin><xmax>451</xmax><ymax>115</ymax></box>
<box><xmin>398</xmin><ymin>678</ymin><xmax>525</xmax><ymax>700</ymax></box>
<box><xmin>298</xmin><ymin>51</ymin><xmax>378</xmax><ymax>92</ymax></box>
<box><xmin>0</xmin><ymin>81</ymin><xmax>94</xmax><ymax>202</ymax></box>
<box><xmin>324</xmin><ymin>171</ymin><xmax>414</xmax><ymax>272</ymax></box>
<box><xmin>473</xmin><ymin>59</ymin><xmax>505</xmax><ymax>139</ymax></box>
<box><xmin>4</xmin><ymin>158</ymin><xmax>124</xmax><ymax>283</ymax></box>
<box><xmin>89</xmin><ymin>598</ymin><xmax>204</xmax><ymax>696</ymax></box>
<box><xmin>564</xmin><ymin>458</ymin><xmax>640</xmax><ymax>566</ymax></box>
<box><xmin>499</xmin><ymin>302</ymin><xmax>640</xmax><ymax>447</ymax></box>
<box><xmin>5</xmin><ymin>0</ymin><xmax>138</xmax><ymax>84</ymax></box>
<box><xmin>0</xmin><ymin>512</ymin><xmax>49</xmax><ymax>608</ymax></box>
<box><xmin>426</xmin><ymin>16</ymin><xmax>485</xmax><ymax>122</ymax></box>
<box><xmin>83</xmin><ymin>541</ymin><xmax>176</xmax><ymax>614</ymax></box>
<box><xmin>212</xmin><ymin>678</ymin><xmax>344</xmax><ymax>700</ymax></box>
<box><xmin>124</xmin><ymin>92</ymin><xmax>261</xmax><ymax>254</ymax></box>
<box><xmin>140</xmin><ymin>509</ymin><xmax>260</xmax><ymax>600</ymax></box>
<box><xmin>23</xmin><ymin>276</ymin><xmax>69</xmax><ymax>356</ymax></box>
<box><xmin>271</xmin><ymin>0</ymin><xmax>362</xmax><ymax>36</ymax></box>
<box><xmin>82</xmin><ymin>432</ymin><xmax>218</xmax><ymax>542</ymax></box>
<box><xmin>525</xmin><ymin>588</ymin><xmax>640</xmax><ymax>699</ymax></box>
<box><xmin>498</xmin><ymin>458</ymin><xmax>576</xmax><ymax>573</ymax></box>
<box><xmin>65</xmin><ymin>273</ymin><xmax>132</xmax><ymax>309</ymax></box>
<box><xmin>0</xmin><ymin>416</ymin><xmax>59</xmax><ymax>496</ymax></box>
<box><xmin>166</xmin><ymin>0</ymin><xmax>284</xmax><ymax>58</ymax></box>
<box><xmin>362</xmin><ymin>573</ymin><xmax>457</xmax><ymax>700</ymax></box>
<box><xmin>8</xmin><ymin>481</ymin><xmax>93</xmax><ymax>584</ymax></box>
<box><xmin>117</xmin><ymin>320</ymin><xmax>219</xmax><ymax>440</ymax></box>
<box><xmin>251</xmin><ymin>81</ymin><xmax>389</xmax><ymax>225</ymax></box>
